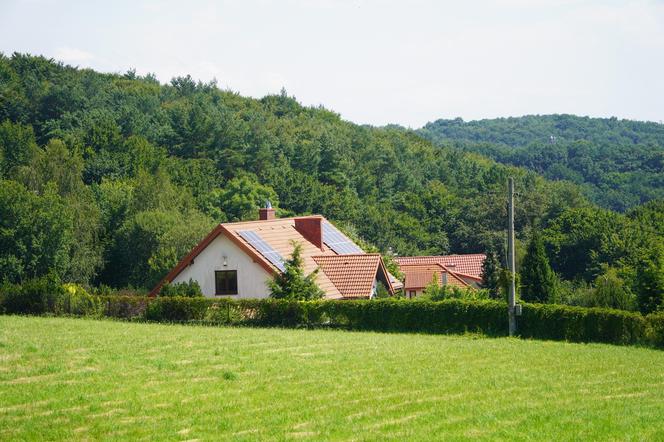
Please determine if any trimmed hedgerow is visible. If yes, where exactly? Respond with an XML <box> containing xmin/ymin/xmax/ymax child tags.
<box><xmin>158</xmin><ymin>279</ymin><xmax>203</xmax><ymax>298</ymax></box>
<box><xmin>518</xmin><ymin>302</ymin><xmax>648</xmax><ymax>346</ymax></box>
<box><xmin>2</xmin><ymin>292</ymin><xmax>663</xmax><ymax>348</ymax></box>
<box><xmin>1</xmin><ymin>276</ymin><xmax>65</xmax><ymax>315</ymax></box>
<box><xmin>99</xmin><ymin>295</ymin><xmax>150</xmax><ymax>319</ymax></box>
<box><xmin>307</xmin><ymin>299</ymin><xmax>507</xmax><ymax>335</ymax></box>
<box><xmin>136</xmin><ymin>298</ymin><xmax>508</xmax><ymax>334</ymax></box>
<box><xmin>646</xmin><ymin>313</ymin><xmax>664</xmax><ymax>348</ymax></box>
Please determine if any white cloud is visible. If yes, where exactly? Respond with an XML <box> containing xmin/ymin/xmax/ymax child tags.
<box><xmin>53</xmin><ymin>46</ymin><xmax>95</xmax><ymax>64</ymax></box>
<box><xmin>1</xmin><ymin>0</ymin><xmax>662</xmax><ymax>126</ymax></box>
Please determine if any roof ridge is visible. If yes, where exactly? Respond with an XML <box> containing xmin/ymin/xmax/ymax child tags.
<box><xmin>449</xmin><ymin>271</ymin><xmax>483</xmax><ymax>281</ymax></box>
<box><xmin>313</xmin><ymin>253</ymin><xmax>380</xmax><ymax>258</ymax></box>
<box><xmin>396</xmin><ymin>253</ymin><xmax>486</xmax><ymax>259</ymax></box>
<box><xmin>222</xmin><ymin>214</ymin><xmax>326</xmax><ymax>227</ymax></box>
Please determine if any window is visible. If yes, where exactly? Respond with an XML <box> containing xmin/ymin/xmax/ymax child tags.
<box><xmin>409</xmin><ymin>290</ymin><xmax>416</xmax><ymax>299</ymax></box>
<box><xmin>215</xmin><ymin>270</ymin><xmax>238</xmax><ymax>295</ymax></box>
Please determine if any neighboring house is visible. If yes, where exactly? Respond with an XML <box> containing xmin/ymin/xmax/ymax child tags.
<box><xmin>152</xmin><ymin>206</ymin><xmax>401</xmax><ymax>299</ymax></box>
<box><xmin>395</xmin><ymin>254</ymin><xmax>485</xmax><ymax>298</ymax></box>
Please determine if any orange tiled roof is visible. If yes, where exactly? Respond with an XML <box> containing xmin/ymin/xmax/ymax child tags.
<box><xmin>222</xmin><ymin>217</ymin><xmax>343</xmax><ymax>298</ymax></box>
<box><xmin>402</xmin><ymin>264</ymin><xmax>469</xmax><ymax>290</ymax></box>
<box><xmin>153</xmin><ymin>214</ymin><xmax>396</xmax><ymax>299</ymax></box>
<box><xmin>313</xmin><ymin>254</ymin><xmax>383</xmax><ymax>298</ymax></box>
<box><xmin>395</xmin><ymin>254</ymin><xmax>486</xmax><ymax>280</ymax></box>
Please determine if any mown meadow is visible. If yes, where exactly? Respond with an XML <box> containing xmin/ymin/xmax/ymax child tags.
<box><xmin>1</xmin><ymin>316</ymin><xmax>663</xmax><ymax>440</ymax></box>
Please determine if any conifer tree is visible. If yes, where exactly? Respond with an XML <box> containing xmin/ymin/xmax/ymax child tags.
<box><xmin>521</xmin><ymin>232</ymin><xmax>557</xmax><ymax>302</ymax></box>
<box><xmin>635</xmin><ymin>245</ymin><xmax>664</xmax><ymax>314</ymax></box>
<box><xmin>269</xmin><ymin>241</ymin><xmax>323</xmax><ymax>300</ymax></box>
<box><xmin>481</xmin><ymin>250</ymin><xmax>501</xmax><ymax>299</ymax></box>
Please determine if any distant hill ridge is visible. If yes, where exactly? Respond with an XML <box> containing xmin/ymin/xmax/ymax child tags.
<box><xmin>418</xmin><ymin>115</ymin><xmax>664</xmax><ymax>211</ymax></box>
<box><xmin>420</xmin><ymin>114</ymin><xmax>664</xmax><ymax>147</ymax></box>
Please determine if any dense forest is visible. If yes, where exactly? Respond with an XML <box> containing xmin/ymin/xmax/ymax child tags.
<box><xmin>0</xmin><ymin>53</ymin><xmax>662</xmax><ymax>313</ymax></box>
<box><xmin>419</xmin><ymin>115</ymin><xmax>664</xmax><ymax>211</ymax></box>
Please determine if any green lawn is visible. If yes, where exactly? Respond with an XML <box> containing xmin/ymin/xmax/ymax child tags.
<box><xmin>1</xmin><ymin>317</ymin><xmax>663</xmax><ymax>441</ymax></box>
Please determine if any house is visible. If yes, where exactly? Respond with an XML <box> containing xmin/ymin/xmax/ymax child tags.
<box><xmin>395</xmin><ymin>254</ymin><xmax>485</xmax><ymax>298</ymax></box>
<box><xmin>152</xmin><ymin>205</ymin><xmax>401</xmax><ymax>299</ymax></box>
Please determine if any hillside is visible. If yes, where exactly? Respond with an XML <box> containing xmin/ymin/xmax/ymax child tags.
<box><xmin>2</xmin><ymin>316</ymin><xmax>664</xmax><ymax>440</ymax></box>
<box><xmin>1</xmin><ymin>54</ymin><xmax>663</xmax><ymax>310</ymax></box>
<box><xmin>419</xmin><ymin>115</ymin><xmax>664</xmax><ymax>211</ymax></box>
<box><xmin>0</xmin><ymin>53</ymin><xmax>589</xmax><ymax>288</ymax></box>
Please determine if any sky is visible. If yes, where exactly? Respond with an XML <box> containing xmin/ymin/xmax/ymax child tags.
<box><xmin>1</xmin><ymin>0</ymin><xmax>663</xmax><ymax>127</ymax></box>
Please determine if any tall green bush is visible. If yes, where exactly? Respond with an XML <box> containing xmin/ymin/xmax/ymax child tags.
<box><xmin>521</xmin><ymin>232</ymin><xmax>557</xmax><ymax>303</ymax></box>
<box><xmin>481</xmin><ymin>250</ymin><xmax>502</xmax><ymax>299</ymax></box>
<box><xmin>1</xmin><ymin>275</ymin><xmax>64</xmax><ymax>314</ymax></box>
<box><xmin>645</xmin><ymin>313</ymin><xmax>664</xmax><ymax>348</ymax></box>
<box><xmin>269</xmin><ymin>242</ymin><xmax>323</xmax><ymax>300</ymax></box>
<box><xmin>59</xmin><ymin>283</ymin><xmax>101</xmax><ymax>316</ymax></box>
<box><xmin>159</xmin><ymin>279</ymin><xmax>203</xmax><ymax>297</ymax></box>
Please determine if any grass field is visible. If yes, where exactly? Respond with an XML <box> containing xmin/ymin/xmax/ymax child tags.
<box><xmin>1</xmin><ymin>317</ymin><xmax>663</xmax><ymax>441</ymax></box>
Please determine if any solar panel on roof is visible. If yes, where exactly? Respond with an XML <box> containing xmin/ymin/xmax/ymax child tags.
<box><xmin>322</xmin><ymin>222</ymin><xmax>363</xmax><ymax>255</ymax></box>
<box><xmin>237</xmin><ymin>230</ymin><xmax>286</xmax><ymax>272</ymax></box>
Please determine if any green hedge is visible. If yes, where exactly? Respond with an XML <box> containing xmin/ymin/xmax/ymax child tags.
<box><xmin>1</xmin><ymin>277</ymin><xmax>64</xmax><ymax>315</ymax></box>
<box><xmin>99</xmin><ymin>295</ymin><xmax>150</xmax><ymax>319</ymax></box>
<box><xmin>134</xmin><ymin>297</ymin><xmax>507</xmax><ymax>334</ymax></box>
<box><xmin>1</xmin><ymin>292</ymin><xmax>663</xmax><ymax>348</ymax></box>
<box><xmin>519</xmin><ymin>303</ymin><xmax>648</xmax><ymax>346</ymax></box>
<box><xmin>99</xmin><ymin>297</ymin><xmax>664</xmax><ymax>347</ymax></box>
<box><xmin>646</xmin><ymin>313</ymin><xmax>664</xmax><ymax>348</ymax></box>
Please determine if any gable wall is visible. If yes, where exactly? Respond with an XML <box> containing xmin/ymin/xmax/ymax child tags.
<box><xmin>172</xmin><ymin>233</ymin><xmax>272</xmax><ymax>298</ymax></box>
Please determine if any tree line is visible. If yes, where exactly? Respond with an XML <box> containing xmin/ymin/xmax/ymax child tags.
<box><xmin>419</xmin><ymin>115</ymin><xmax>664</xmax><ymax>212</ymax></box>
<box><xmin>0</xmin><ymin>53</ymin><xmax>662</xmax><ymax>313</ymax></box>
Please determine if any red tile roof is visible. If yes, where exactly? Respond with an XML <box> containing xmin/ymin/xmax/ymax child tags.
<box><xmin>222</xmin><ymin>217</ymin><xmax>342</xmax><ymax>297</ymax></box>
<box><xmin>152</xmin><ymin>215</ymin><xmax>396</xmax><ymax>299</ymax></box>
<box><xmin>401</xmin><ymin>264</ymin><xmax>469</xmax><ymax>290</ymax></box>
<box><xmin>395</xmin><ymin>254</ymin><xmax>486</xmax><ymax>280</ymax></box>
<box><xmin>313</xmin><ymin>254</ymin><xmax>390</xmax><ymax>298</ymax></box>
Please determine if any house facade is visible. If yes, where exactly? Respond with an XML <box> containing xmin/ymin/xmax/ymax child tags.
<box><xmin>395</xmin><ymin>254</ymin><xmax>485</xmax><ymax>298</ymax></box>
<box><xmin>152</xmin><ymin>207</ymin><xmax>400</xmax><ymax>299</ymax></box>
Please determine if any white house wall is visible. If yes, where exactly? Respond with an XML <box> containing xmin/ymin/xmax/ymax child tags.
<box><xmin>172</xmin><ymin>234</ymin><xmax>272</xmax><ymax>298</ymax></box>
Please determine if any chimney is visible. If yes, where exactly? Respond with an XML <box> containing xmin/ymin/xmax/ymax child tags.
<box><xmin>259</xmin><ymin>200</ymin><xmax>276</xmax><ymax>220</ymax></box>
<box><xmin>295</xmin><ymin>216</ymin><xmax>323</xmax><ymax>250</ymax></box>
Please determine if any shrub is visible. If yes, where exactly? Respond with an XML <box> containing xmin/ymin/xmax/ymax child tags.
<box><xmin>59</xmin><ymin>283</ymin><xmax>101</xmax><ymax>316</ymax></box>
<box><xmin>144</xmin><ymin>296</ymin><xmax>211</xmax><ymax>322</ymax></box>
<box><xmin>591</xmin><ymin>267</ymin><xmax>637</xmax><ymax>311</ymax></box>
<box><xmin>204</xmin><ymin>299</ymin><xmax>246</xmax><ymax>325</ymax></box>
<box><xmin>159</xmin><ymin>279</ymin><xmax>203</xmax><ymax>297</ymax></box>
<box><xmin>646</xmin><ymin>313</ymin><xmax>664</xmax><ymax>348</ymax></box>
<box><xmin>519</xmin><ymin>302</ymin><xmax>646</xmax><ymax>345</ymax></box>
<box><xmin>0</xmin><ymin>282</ymin><xmax>8</xmax><ymax>314</ymax></box>
<box><xmin>91</xmin><ymin>285</ymin><xmax>148</xmax><ymax>297</ymax></box>
<box><xmin>1</xmin><ymin>275</ymin><xmax>64</xmax><ymax>314</ymax></box>
<box><xmin>374</xmin><ymin>281</ymin><xmax>391</xmax><ymax>299</ymax></box>
<box><xmin>420</xmin><ymin>278</ymin><xmax>490</xmax><ymax>302</ymax></box>
<box><xmin>99</xmin><ymin>295</ymin><xmax>150</xmax><ymax>319</ymax></box>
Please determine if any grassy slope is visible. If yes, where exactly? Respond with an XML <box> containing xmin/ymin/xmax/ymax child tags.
<box><xmin>1</xmin><ymin>317</ymin><xmax>663</xmax><ymax>441</ymax></box>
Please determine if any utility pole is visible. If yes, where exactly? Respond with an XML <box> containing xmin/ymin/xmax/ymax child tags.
<box><xmin>507</xmin><ymin>177</ymin><xmax>517</xmax><ymax>336</ymax></box>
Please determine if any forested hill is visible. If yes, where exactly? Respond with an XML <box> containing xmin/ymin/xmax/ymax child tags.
<box><xmin>0</xmin><ymin>54</ymin><xmax>663</xmax><ymax>307</ymax></box>
<box><xmin>418</xmin><ymin>115</ymin><xmax>664</xmax><ymax>211</ymax></box>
